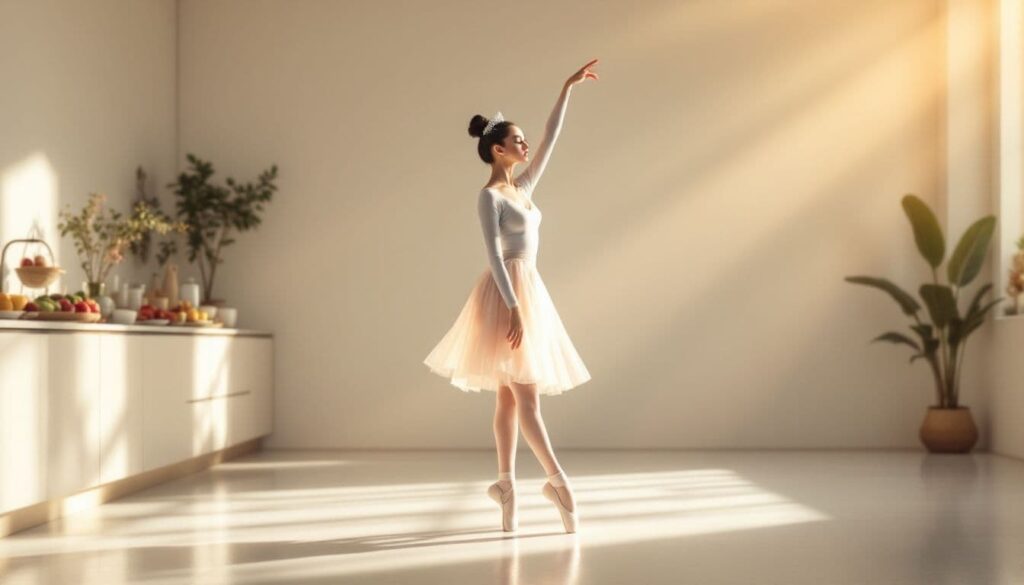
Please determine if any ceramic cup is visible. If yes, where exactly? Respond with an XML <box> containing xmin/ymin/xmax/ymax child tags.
<box><xmin>111</xmin><ymin>309</ymin><xmax>137</xmax><ymax>325</ymax></box>
<box><xmin>128</xmin><ymin>286</ymin><xmax>144</xmax><ymax>310</ymax></box>
<box><xmin>218</xmin><ymin>307</ymin><xmax>237</xmax><ymax>328</ymax></box>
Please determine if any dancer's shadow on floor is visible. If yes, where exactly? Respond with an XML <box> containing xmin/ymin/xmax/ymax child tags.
<box><xmin>238</xmin><ymin>526</ymin><xmax>568</xmax><ymax>559</ymax></box>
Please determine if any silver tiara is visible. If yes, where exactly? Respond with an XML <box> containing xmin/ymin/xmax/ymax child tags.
<box><xmin>482</xmin><ymin>111</ymin><xmax>504</xmax><ymax>136</ymax></box>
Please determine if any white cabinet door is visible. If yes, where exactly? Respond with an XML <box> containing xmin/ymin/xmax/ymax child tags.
<box><xmin>252</xmin><ymin>338</ymin><xmax>273</xmax><ymax>438</ymax></box>
<box><xmin>99</xmin><ymin>335</ymin><xmax>144</xmax><ymax>484</ymax></box>
<box><xmin>0</xmin><ymin>333</ymin><xmax>47</xmax><ymax>514</ymax></box>
<box><xmin>192</xmin><ymin>336</ymin><xmax>232</xmax><ymax>455</ymax></box>
<box><xmin>45</xmin><ymin>334</ymin><xmax>102</xmax><ymax>499</ymax></box>
<box><xmin>141</xmin><ymin>336</ymin><xmax>195</xmax><ymax>471</ymax></box>
<box><xmin>227</xmin><ymin>337</ymin><xmax>273</xmax><ymax>445</ymax></box>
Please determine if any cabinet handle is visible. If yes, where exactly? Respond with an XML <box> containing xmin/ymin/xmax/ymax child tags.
<box><xmin>187</xmin><ymin>390</ymin><xmax>251</xmax><ymax>403</ymax></box>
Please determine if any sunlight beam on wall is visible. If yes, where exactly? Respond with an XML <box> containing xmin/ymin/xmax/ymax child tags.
<box><xmin>1</xmin><ymin>152</ymin><xmax>58</xmax><ymax>292</ymax></box>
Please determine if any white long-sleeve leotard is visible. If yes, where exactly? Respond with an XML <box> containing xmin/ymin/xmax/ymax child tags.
<box><xmin>476</xmin><ymin>92</ymin><xmax>569</xmax><ymax>309</ymax></box>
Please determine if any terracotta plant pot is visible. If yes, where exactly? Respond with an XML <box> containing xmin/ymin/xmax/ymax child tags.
<box><xmin>919</xmin><ymin>406</ymin><xmax>978</xmax><ymax>453</ymax></box>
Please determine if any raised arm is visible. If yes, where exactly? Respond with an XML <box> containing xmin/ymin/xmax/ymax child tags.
<box><xmin>478</xmin><ymin>189</ymin><xmax>519</xmax><ymax>309</ymax></box>
<box><xmin>516</xmin><ymin>59</ymin><xmax>600</xmax><ymax>192</ymax></box>
<box><xmin>516</xmin><ymin>86</ymin><xmax>570</xmax><ymax>191</ymax></box>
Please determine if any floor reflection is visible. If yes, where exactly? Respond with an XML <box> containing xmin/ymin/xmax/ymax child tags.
<box><xmin>0</xmin><ymin>450</ymin><xmax>1021</xmax><ymax>584</ymax></box>
<box><xmin>497</xmin><ymin>535</ymin><xmax>581</xmax><ymax>585</ymax></box>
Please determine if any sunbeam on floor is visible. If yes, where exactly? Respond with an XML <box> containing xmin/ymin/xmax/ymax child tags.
<box><xmin>0</xmin><ymin>449</ymin><xmax>1021</xmax><ymax>584</ymax></box>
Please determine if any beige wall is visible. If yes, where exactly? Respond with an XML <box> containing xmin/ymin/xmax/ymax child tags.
<box><xmin>3</xmin><ymin>1</ymin><xmax>1017</xmax><ymax>456</ymax></box>
<box><xmin>177</xmin><ymin>0</ymin><xmax>974</xmax><ymax>449</ymax></box>
<box><xmin>944</xmin><ymin>0</ymin><xmax>1024</xmax><ymax>463</ymax></box>
<box><xmin>986</xmin><ymin>0</ymin><xmax>1024</xmax><ymax>461</ymax></box>
<box><xmin>0</xmin><ymin>0</ymin><xmax>178</xmax><ymax>292</ymax></box>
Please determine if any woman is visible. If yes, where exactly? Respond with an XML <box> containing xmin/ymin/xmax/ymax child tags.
<box><xmin>423</xmin><ymin>59</ymin><xmax>600</xmax><ymax>534</ymax></box>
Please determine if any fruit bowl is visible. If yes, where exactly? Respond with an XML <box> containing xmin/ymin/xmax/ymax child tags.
<box><xmin>171</xmin><ymin>319</ymin><xmax>222</xmax><ymax>328</ymax></box>
<box><xmin>138</xmin><ymin>319</ymin><xmax>170</xmax><ymax>326</ymax></box>
<box><xmin>16</xmin><ymin>266</ymin><xmax>65</xmax><ymax>288</ymax></box>
<box><xmin>25</xmin><ymin>311</ymin><xmax>101</xmax><ymax>322</ymax></box>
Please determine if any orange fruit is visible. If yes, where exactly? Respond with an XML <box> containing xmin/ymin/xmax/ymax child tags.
<box><xmin>10</xmin><ymin>295</ymin><xmax>28</xmax><ymax>310</ymax></box>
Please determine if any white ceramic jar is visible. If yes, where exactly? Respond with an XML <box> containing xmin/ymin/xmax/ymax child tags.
<box><xmin>179</xmin><ymin>278</ymin><xmax>201</xmax><ymax>307</ymax></box>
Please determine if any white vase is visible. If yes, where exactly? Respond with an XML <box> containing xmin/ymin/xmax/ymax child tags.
<box><xmin>98</xmin><ymin>295</ymin><xmax>116</xmax><ymax>317</ymax></box>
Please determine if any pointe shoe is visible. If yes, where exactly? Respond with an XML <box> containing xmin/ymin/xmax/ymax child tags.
<box><xmin>542</xmin><ymin>482</ymin><xmax>578</xmax><ymax>533</ymax></box>
<box><xmin>487</xmin><ymin>481</ymin><xmax>518</xmax><ymax>532</ymax></box>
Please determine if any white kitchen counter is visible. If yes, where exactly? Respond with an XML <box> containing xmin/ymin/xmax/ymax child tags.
<box><xmin>0</xmin><ymin>317</ymin><xmax>271</xmax><ymax>337</ymax></box>
<box><xmin>1</xmin><ymin>321</ymin><xmax>275</xmax><ymax>527</ymax></box>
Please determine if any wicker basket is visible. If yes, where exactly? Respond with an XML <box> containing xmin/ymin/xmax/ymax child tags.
<box><xmin>0</xmin><ymin>238</ymin><xmax>62</xmax><ymax>293</ymax></box>
<box><xmin>16</xmin><ymin>266</ymin><xmax>65</xmax><ymax>288</ymax></box>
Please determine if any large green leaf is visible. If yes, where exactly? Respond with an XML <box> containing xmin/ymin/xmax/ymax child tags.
<box><xmin>947</xmin><ymin>216</ymin><xmax>997</xmax><ymax>287</ymax></box>
<box><xmin>845</xmin><ymin>276</ymin><xmax>921</xmax><ymax>315</ymax></box>
<box><xmin>962</xmin><ymin>298</ymin><xmax>1003</xmax><ymax>339</ymax></box>
<box><xmin>871</xmin><ymin>331</ymin><xmax>921</xmax><ymax>351</ymax></box>
<box><xmin>902</xmin><ymin>194</ymin><xmax>945</xmax><ymax>269</ymax></box>
<box><xmin>965</xmin><ymin>283</ymin><xmax>993</xmax><ymax>319</ymax></box>
<box><xmin>909</xmin><ymin>323</ymin><xmax>934</xmax><ymax>339</ymax></box>
<box><xmin>920</xmin><ymin>284</ymin><xmax>958</xmax><ymax>328</ymax></box>
<box><xmin>908</xmin><ymin>324</ymin><xmax>940</xmax><ymax>365</ymax></box>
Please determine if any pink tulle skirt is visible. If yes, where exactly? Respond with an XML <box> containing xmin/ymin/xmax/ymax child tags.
<box><xmin>424</xmin><ymin>257</ymin><xmax>591</xmax><ymax>396</ymax></box>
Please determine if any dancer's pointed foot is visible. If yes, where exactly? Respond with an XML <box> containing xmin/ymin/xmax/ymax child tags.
<box><xmin>542</xmin><ymin>481</ymin><xmax>578</xmax><ymax>533</ymax></box>
<box><xmin>487</xmin><ymin>481</ymin><xmax>518</xmax><ymax>532</ymax></box>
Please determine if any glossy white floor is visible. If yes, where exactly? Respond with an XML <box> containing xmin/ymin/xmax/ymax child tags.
<box><xmin>1</xmin><ymin>449</ymin><xmax>1022</xmax><ymax>584</ymax></box>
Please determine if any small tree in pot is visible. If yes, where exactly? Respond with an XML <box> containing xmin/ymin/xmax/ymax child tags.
<box><xmin>162</xmin><ymin>154</ymin><xmax>278</xmax><ymax>304</ymax></box>
<box><xmin>845</xmin><ymin>194</ymin><xmax>1002</xmax><ymax>453</ymax></box>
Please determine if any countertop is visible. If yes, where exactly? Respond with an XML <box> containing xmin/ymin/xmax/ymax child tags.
<box><xmin>0</xmin><ymin>318</ymin><xmax>271</xmax><ymax>337</ymax></box>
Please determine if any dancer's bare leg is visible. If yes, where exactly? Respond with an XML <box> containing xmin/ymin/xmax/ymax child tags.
<box><xmin>509</xmin><ymin>381</ymin><xmax>575</xmax><ymax>512</ymax></box>
<box><xmin>494</xmin><ymin>384</ymin><xmax>518</xmax><ymax>478</ymax></box>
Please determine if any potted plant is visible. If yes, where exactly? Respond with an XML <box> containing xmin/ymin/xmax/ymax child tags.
<box><xmin>845</xmin><ymin>194</ymin><xmax>1002</xmax><ymax>453</ymax></box>
<box><xmin>58</xmin><ymin>193</ymin><xmax>186</xmax><ymax>298</ymax></box>
<box><xmin>163</xmin><ymin>154</ymin><xmax>278</xmax><ymax>305</ymax></box>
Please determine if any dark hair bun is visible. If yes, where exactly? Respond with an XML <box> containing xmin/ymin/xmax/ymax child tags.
<box><xmin>468</xmin><ymin>114</ymin><xmax>489</xmax><ymax>138</ymax></box>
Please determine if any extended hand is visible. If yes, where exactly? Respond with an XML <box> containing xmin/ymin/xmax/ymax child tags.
<box><xmin>566</xmin><ymin>58</ymin><xmax>600</xmax><ymax>87</ymax></box>
<box><xmin>507</xmin><ymin>307</ymin><xmax>524</xmax><ymax>350</ymax></box>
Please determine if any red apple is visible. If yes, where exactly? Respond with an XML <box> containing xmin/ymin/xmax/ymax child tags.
<box><xmin>58</xmin><ymin>299</ymin><xmax>73</xmax><ymax>312</ymax></box>
<box><xmin>24</xmin><ymin>302</ymin><xmax>38</xmax><ymax>312</ymax></box>
<box><xmin>20</xmin><ymin>257</ymin><xmax>33</xmax><ymax>267</ymax></box>
<box><xmin>74</xmin><ymin>301</ymin><xmax>89</xmax><ymax>313</ymax></box>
